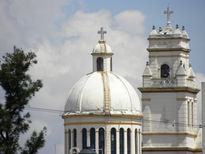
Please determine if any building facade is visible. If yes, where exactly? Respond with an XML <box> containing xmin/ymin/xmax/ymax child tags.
<box><xmin>63</xmin><ymin>7</ymin><xmax>203</xmax><ymax>154</ymax></box>
<box><xmin>139</xmin><ymin>7</ymin><xmax>202</xmax><ymax>154</ymax></box>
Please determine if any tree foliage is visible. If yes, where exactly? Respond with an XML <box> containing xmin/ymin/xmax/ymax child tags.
<box><xmin>0</xmin><ymin>47</ymin><xmax>46</xmax><ymax>154</ymax></box>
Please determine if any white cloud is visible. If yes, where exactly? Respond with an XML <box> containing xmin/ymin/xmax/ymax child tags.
<box><xmin>0</xmin><ymin>0</ymin><xmax>68</xmax><ymax>52</ymax></box>
<box><xmin>114</xmin><ymin>10</ymin><xmax>146</xmax><ymax>35</ymax></box>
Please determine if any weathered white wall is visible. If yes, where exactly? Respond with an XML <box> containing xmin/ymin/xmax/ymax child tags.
<box><xmin>202</xmin><ymin>82</ymin><xmax>205</xmax><ymax>154</ymax></box>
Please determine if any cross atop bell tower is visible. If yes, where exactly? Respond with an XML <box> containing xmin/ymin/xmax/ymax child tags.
<box><xmin>98</xmin><ymin>27</ymin><xmax>107</xmax><ymax>41</ymax></box>
<box><xmin>164</xmin><ymin>6</ymin><xmax>173</xmax><ymax>28</ymax></box>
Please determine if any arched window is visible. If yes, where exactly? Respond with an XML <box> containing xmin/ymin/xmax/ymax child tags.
<box><xmin>110</xmin><ymin>57</ymin><xmax>112</xmax><ymax>71</ymax></box>
<box><xmin>111</xmin><ymin>128</ymin><xmax>116</xmax><ymax>154</ymax></box>
<box><xmin>97</xmin><ymin>57</ymin><xmax>103</xmax><ymax>71</ymax></box>
<box><xmin>82</xmin><ymin>128</ymin><xmax>87</xmax><ymax>148</ymax></box>
<box><xmin>68</xmin><ymin>129</ymin><xmax>71</xmax><ymax>150</ymax></box>
<box><xmin>99</xmin><ymin>128</ymin><xmax>105</xmax><ymax>154</ymax></box>
<box><xmin>90</xmin><ymin>128</ymin><xmax>95</xmax><ymax>150</ymax></box>
<box><xmin>119</xmin><ymin>128</ymin><xmax>124</xmax><ymax>154</ymax></box>
<box><xmin>135</xmin><ymin>129</ymin><xmax>138</xmax><ymax>154</ymax></box>
<box><xmin>139</xmin><ymin>129</ymin><xmax>141</xmax><ymax>152</ymax></box>
<box><xmin>73</xmin><ymin>129</ymin><xmax>77</xmax><ymax>147</ymax></box>
<box><xmin>161</xmin><ymin>64</ymin><xmax>170</xmax><ymax>78</ymax></box>
<box><xmin>127</xmin><ymin>128</ymin><xmax>131</xmax><ymax>154</ymax></box>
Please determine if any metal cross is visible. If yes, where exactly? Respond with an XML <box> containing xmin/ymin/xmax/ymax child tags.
<box><xmin>98</xmin><ymin>27</ymin><xmax>107</xmax><ymax>41</ymax></box>
<box><xmin>164</xmin><ymin>6</ymin><xmax>173</xmax><ymax>26</ymax></box>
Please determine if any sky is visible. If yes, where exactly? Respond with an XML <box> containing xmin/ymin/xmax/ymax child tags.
<box><xmin>0</xmin><ymin>0</ymin><xmax>205</xmax><ymax>153</ymax></box>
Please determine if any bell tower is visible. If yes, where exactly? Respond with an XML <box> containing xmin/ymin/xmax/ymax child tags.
<box><xmin>139</xmin><ymin>7</ymin><xmax>202</xmax><ymax>154</ymax></box>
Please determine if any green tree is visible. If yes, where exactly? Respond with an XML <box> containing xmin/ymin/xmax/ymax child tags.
<box><xmin>0</xmin><ymin>46</ymin><xmax>46</xmax><ymax>154</ymax></box>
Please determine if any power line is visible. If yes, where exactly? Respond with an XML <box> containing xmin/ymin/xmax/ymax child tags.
<box><xmin>24</xmin><ymin>106</ymin><xmax>205</xmax><ymax>128</ymax></box>
<box><xmin>25</xmin><ymin>106</ymin><xmax>63</xmax><ymax>114</ymax></box>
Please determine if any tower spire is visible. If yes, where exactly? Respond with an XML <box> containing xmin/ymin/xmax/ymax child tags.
<box><xmin>98</xmin><ymin>27</ymin><xmax>107</xmax><ymax>41</ymax></box>
<box><xmin>164</xmin><ymin>6</ymin><xmax>173</xmax><ymax>28</ymax></box>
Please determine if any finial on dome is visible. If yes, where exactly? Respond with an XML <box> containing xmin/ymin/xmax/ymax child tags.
<box><xmin>164</xmin><ymin>5</ymin><xmax>173</xmax><ymax>28</ymax></box>
<box><xmin>182</xmin><ymin>26</ymin><xmax>185</xmax><ymax>31</ymax></box>
<box><xmin>152</xmin><ymin>25</ymin><xmax>155</xmax><ymax>30</ymax></box>
<box><xmin>98</xmin><ymin>27</ymin><xmax>107</xmax><ymax>41</ymax></box>
<box><xmin>176</xmin><ymin>24</ymin><xmax>179</xmax><ymax>29</ymax></box>
<box><xmin>159</xmin><ymin>27</ymin><xmax>162</xmax><ymax>32</ymax></box>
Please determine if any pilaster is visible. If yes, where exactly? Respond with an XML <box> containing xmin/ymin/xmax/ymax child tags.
<box><xmin>95</xmin><ymin>129</ymin><xmax>99</xmax><ymax>154</ymax></box>
<box><xmin>116</xmin><ymin>130</ymin><xmax>119</xmax><ymax>154</ymax></box>
<box><xmin>124</xmin><ymin>130</ymin><xmax>127</xmax><ymax>154</ymax></box>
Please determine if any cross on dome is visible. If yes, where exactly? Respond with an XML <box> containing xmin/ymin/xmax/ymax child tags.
<box><xmin>98</xmin><ymin>27</ymin><xmax>107</xmax><ymax>41</ymax></box>
<box><xmin>164</xmin><ymin>6</ymin><xmax>173</xmax><ymax>28</ymax></box>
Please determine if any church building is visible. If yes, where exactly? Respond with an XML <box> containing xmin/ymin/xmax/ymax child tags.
<box><xmin>62</xmin><ymin>7</ymin><xmax>202</xmax><ymax>154</ymax></box>
<box><xmin>139</xmin><ymin>7</ymin><xmax>202</xmax><ymax>154</ymax></box>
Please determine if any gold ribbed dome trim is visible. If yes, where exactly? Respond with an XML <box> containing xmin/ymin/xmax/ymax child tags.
<box><xmin>101</xmin><ymin>72</ymin><xmax>111</xmax><ymax>115</ymax></box>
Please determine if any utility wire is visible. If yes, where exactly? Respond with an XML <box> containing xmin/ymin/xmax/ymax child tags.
<box><xmin>25</xmin><ymin>106</ymin><xmax>205</xmax><ymax>128</ymax></box>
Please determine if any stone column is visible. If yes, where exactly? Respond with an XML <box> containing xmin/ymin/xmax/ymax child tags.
<box><xmin>95</xmin><ymin>129</ymin><xmax>99</xmax><ymax>154</ymax></box>
<box><xmin>139</xmin><ymin>130</ymin><xmax>141</xmax><ymax>154</ymax></box>
<box><xmin>116</xmin><ymin>129</ymin><xmax>119</xmax><ymax>154</ymax></box>
<box><xmin>131</xmin><ymin>128</ymin><xmax>135</xmax><ymax>154</ymax></box>
<box><xmin>87</xmin><ymin>130</ymin><xmax>90</xmax><ymax>147</ymax></box>
<box><xmin>77</xmin><ymin>128</ymin><xmax>82</xmax><ymax>151</ymax></box>
<box><xmin>124</xmin><ymin>130</ymin><xmax>127</xmax><ymax>154</ymax></box>
<box><xmin>71</xmin><ymin>129</ymin><xmax>73</xmax><ymax>148</ymax></box>
<box><xmin>105</xmin><ymin>126</ymin><xmax>111</xmax><ymax>154</ymax></box>
<box><xmin>65</xmin><ymin>130</ymin><xmax>68</xmax><ymax>154</ymax></box>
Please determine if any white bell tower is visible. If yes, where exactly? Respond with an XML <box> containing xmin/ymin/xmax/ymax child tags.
<box><xmin>139</xmin><ymin>7</ymin><xmax>202</xmax><ymax>154</ymax></box>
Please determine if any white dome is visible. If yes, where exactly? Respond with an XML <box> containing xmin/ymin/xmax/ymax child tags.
<box><xmin>65</xmin><ymin>72</ymin><xmax>141</xmax><ymax>115</ymax></box>
<box><xmin>93</xmin><ymin>41</ymin><xmax>112</xmax><ymax>53</ymax></box>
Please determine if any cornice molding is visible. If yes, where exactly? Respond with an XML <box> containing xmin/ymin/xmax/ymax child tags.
<box><xmin>148</xmin><ymin>37</ymin><xmax>190</xmax><ymax>41</ymax></box>
<box><xmin>91</xmin><ymin>52</ymin><xmax>113</xmax><ymax>56</ymax></box>
<box><xmin>142</xmin><ymin>147</ymin><xmax>202</xmax><ymax>152</ymax></box>
<box><xmin>62</xmin><ymin>113</ymin><xmax>143</xmax><ymax>119</ymax></box>
<box><xmin>142</xmin><ymin>132</ymin><xmax>197</xmax><ymax>137</ymax></box>
<box><xmin>138</xmin><ymin>87</ymin><xmax>200</xmax><ymax>94</ymax></box>
<box><xmin>147</xmin><ymin>48</ymin><xmax>190</xmax><ymax>52</ymax></box>
<box><xmin>149</xmin><ymin>55</ymin><xmax>189</xmax><ymax>59</ymax></box>
<box><xmin>64</xmin><ymin>121</ymin><xmax>142</xmax><ymax>126</ymax></box>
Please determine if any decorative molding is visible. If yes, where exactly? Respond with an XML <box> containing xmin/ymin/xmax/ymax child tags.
<box><xmin>147</xmin><ymin>48</ymin><xmax>190</xmax><ymax>52</ymax></box>
<box><xmin>149</xmin><ymin>55</ymin><xmax>189</xmax><ymax>59</ymax></box>
<box><xmin>62</xmin><ymin>113</ymin><xmax>143</xmax><ymax>119</ymax></box>
<box><xmin>151</xmin><ymin>78</ymin><xmax>175</xmax><ymax>80</ymax></box>
<box><xmin>142</xmin><ymin>147</ymin><xmax>202</xmax><ymax>152</ymax></box>
<box><xmin>176</xmin><ymin>98</ymin><xmax>198</xmax><ymax>103</ymax></box>
<box><xmin>98</xmin><ymin>40</ymin><xmax>106</xmax><ymax>43</ymax></box>
<box><xmin>141</xmin><ymin>98</ymin><xmax>151</xmax><ymax>102</ymax></box>
<box><xmin>138</xmin><ymin>87</ymin><xmax>200</xmax><ymax>94</ymax></box>
<box><xmin>101</xmin><ymin>72</ymin><xmax>111</xmax><ymax>115</ymax></box>
<box><xmin>148</xmin><ymin>37</ymin><xmax>190</xmax><ymax>41</ymax></box>
<box><xmin>142</xmin><ymin>132</ymin><xmax>197</xmax><ymax>137</ymax></box>
<box><xmin>64</xmin><ymin>121</ymin><xmax>142</xmax><ymax>126</ymax></box>
<box><xmin>91</xmin><ymin>52</ymin><xmax>113</xmax><ymax>56</ymax></box>
<box><xmin>187</xmin><ymin>77</ymin><xmax>194</xmax><ymax>81</ymax></box>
